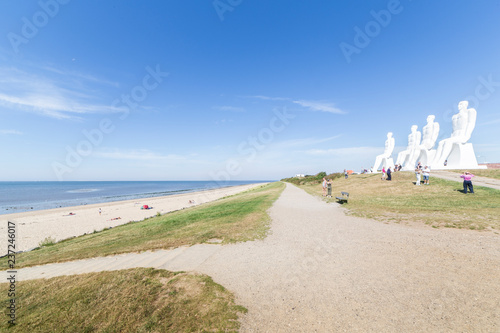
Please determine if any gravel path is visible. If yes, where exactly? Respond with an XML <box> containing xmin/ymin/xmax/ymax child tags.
<box><xmin>432</xmin><ymin>170</ymin><xmax>500</xmax><ymax>190</ymax></box>
<box><xmin>12</xmin><ymin>183</ymin><xmax>500</xmax><ymax>332</ymax></box>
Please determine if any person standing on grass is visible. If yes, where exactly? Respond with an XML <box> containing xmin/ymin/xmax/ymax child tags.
<box><xmin>327</xmin><ymin>179</ymin><xmax>332</xmax><ymax>197</ymax></box>
<box><xmin>386</xmin><ymin>167</ymin><xmax>392</xmax><ymax>181</ymax></box>
<box><xmin>415</xmin><ymin>167</ymin><xmax>422</xmax><ymax>185</ymax></box>
<box><xmin>381</xmin><ymin>167</ymin><xmax>386</xmax><ymax>180</ymax></box>
<box><xmin>422</xmin><ymin>166</ymin><xmax>431</xmax><ymax>185</ymax></box>
<box><xmin>322</xmin><ymin>177</ymin><xmax>327</xmax><ymax>196</ymax></box>
<box><xmin>460</xmin><ymin>171</ymin><xmax>475</xmax><ymax>194</ymax></box>
<box><xmin>344</xmin><ymin>169</ymin><xmax>348</xmax><ymax>179</ymax></box>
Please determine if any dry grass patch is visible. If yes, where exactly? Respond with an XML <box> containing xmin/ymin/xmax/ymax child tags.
<box><xmin>298</xmin><ymin>172</ymin><xmax>500</xmax><ymax>230</ymax></box>
<box><xmin>0</xmin><ymin>268</ymin><xmax>246</xmax><ymax>332</ymax></box>
<box><xmin>4</xmin><ymin>182</ymin><xmax>284</xmax><ymax>269</ymax></box>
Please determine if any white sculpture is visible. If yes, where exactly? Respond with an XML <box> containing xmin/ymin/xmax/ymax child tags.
<box><xmin>396</xmin><ymin>125</ymin><xmax>421</xmax><ymax>170</ymax></box>
<box><xmin>373</xmin><ymin>132</ymin><xmax>395</xmax><ymax>171</ymax></box>
<box><xmin>415</xmin><ymin>115</ymin><xmax>440</xmax><ymax>166</ymax></box>
<box><xmin>432</xmin><ymin>101</ymin><xmax>482</xmax><ymax>169</ymax></box>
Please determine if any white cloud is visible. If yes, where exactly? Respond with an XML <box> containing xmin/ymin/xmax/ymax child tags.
<box><xmin>292</xmin><ymin>100</ymin><xmax>346</xmax><ymax>114</ymax></box>
<box><xmin>94</xmin><ymin>149</ymin><xmax>186</xmax><ymax>161</ymax></box>
<box><xmin>0</xmin><ymin>129</ymin><xmax>22</xmax><ymax>135</ymax></box>
<box><xmin>275</xmin><ymin>135</ymin><xmax>342</xmax><ymax>149</ymax></box>
<box><xmin>40</xmin><ymin>65</ymin><xmax>120</xmax><ymax>87</ymax></box>
<box><xmin>304</xmin><ymin>146</ymin><xmax>381</xmax><ymax>156</ymax></box>
<box><xmin>0</xmin><ymin>92</ymin><xmax>124</xmax><ymax>120</ymax></box>
<box><xmin>478</xmin><ymin>118</ymin><xmax>500</xmax><ymax>126</ymax></box>
<box><xmin>247</xmin><ymin>95</ymin><xmax>289</xmax><ymax>101</ymax></box>
<box><xmin>0</xmin><ymin>66</ymin><xmax>126</xmax><ymax>120</ymax></box>
<box><xmin>212</xmin><ymin>105</ymin><xmax>245</xmax><ymax>112</ymax></box>
<box><xmin>245</xmin><ymin>96</ymin><xmax>346</xmax><ymax>114</ymax></box>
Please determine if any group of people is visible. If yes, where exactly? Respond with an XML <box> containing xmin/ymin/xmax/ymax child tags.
<box><xmin>323</xmin><ymin>166</ymin><xmax>476</xmax><ymax>196</ymax></box>
<box><xmin>414</xmin><ymin>162</ymin><xmax>431</xmax><ymax>185</ymax></box>
<box><xmin>380</xmin><ymin>163</ymin><xmax>409</xmax><ymax>181</ymax></box>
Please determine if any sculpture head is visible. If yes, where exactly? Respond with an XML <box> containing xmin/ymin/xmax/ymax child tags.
<box><xmin>387</xmin><ymin>132</ymin><xmax>393</xmax><ymax>138</ymax></box>
<box><xmin>411</xmin><ymin>125</ymin><xmax>418</xmax><ymax>132</ymax></box>
<box><xmin>458</xmin><ymin>101</ymin><xmax>468</xmax><ymax>111</ymax></box>
<box><xmin>427</xmin><ymin>115</ymin><xmax>435</xmax><ymax>123</ymax></box>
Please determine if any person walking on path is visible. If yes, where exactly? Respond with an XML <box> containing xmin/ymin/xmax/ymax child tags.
<box><xmin>422</xmin><ymin>166</ymin><xmax>431</xmax><ymax>185</ymax></box>
<box><xmin>415</xmin><ymin>167</ymin><xmax>422</xmax><ymax>185</ymax></box>
<box><xmin>322</xmin><ymin>177</ymin><xmax>327</xmax><ymax>196</ymax></box>
<box><xmin>460</xmin><ymin>171</ymin><xmax>475</xmax><ymax>193</ymax></box>
<box><xmin>386</xmin><ymin>167</ymin><xmax>392</xmax><ymax>181</ymax></box>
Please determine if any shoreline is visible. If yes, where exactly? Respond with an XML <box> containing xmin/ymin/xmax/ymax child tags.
<box><xmin>0</xmin><ymin>181</ymin><xmax>265</xmax><ymax>216</ymax></box>
<box><xmin>0</xmin><ymin>183</ymin><xmax>269</xmax><ymax>254</ymax></box>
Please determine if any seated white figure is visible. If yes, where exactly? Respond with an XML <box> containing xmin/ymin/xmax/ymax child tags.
<box><xmin>415</xmin><ymin>115</ymin><xmax>440</xmax><ymax>166</ymax></box>
<box><xmin>373</xmin><ymin>132</ymin><xmax>395</xmax><ymax>171</ymax></box>
<box><xmin>432</xmin><ymin>101</ymin><xmax>477</xmax><ymax>168</ymax></box>
<box><xmin>396</xmin><ymin>125</ymin><xmax>421</xmax><ymax>170</ymax></box>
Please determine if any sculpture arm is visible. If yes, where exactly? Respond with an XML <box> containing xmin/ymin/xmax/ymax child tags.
<box><xmin>415</xmin><ymin>132</ymin><xmax>422</xmax><ymax>146</ymax></box>
<box><xmin>430</xmin><ymin>123</ymin><xmax>440</xmax><ymax>148</ymax></box>
<box><xmin>387</xmin><ymin>138</ymin><xmax>395</xmax><ymax>156</ymax></box>
<box><xmin>464</xmin><ymin>109</ymin><xmax>476</xmax><ymax>142</ymax></box>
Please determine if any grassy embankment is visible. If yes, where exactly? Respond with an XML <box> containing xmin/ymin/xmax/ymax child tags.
<box><xmin>1</xmin><ymin>268</ymin><xmax>247</xmax><ymax>332</ymax></box>
<box><xmin>286</xmin><ymin>171</ymin><xmax>500</xmax><ymax>231</ymax></box>
<box><xmin>4</xmin><ymin>182</ymin><xmax>284</xmax><ymax>269</ymax></box>
<box><xmin>1</xmin><ymin>182</ymin><xmax>284</xmax><ymax>332</ymax></box>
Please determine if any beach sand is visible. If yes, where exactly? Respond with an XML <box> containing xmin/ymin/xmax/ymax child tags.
<box><xmin>0</xmin><ymin>183</ymin><xmax>267</xmax><ymax>254</ymax></box>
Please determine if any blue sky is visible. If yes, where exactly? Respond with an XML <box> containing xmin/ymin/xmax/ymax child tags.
<box><xmin>0</xmin><ymin>0</ymin><xmax>499</xmax><ymax>181</ymax></box>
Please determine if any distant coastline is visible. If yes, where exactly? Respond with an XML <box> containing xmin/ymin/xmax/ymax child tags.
<box><xmin>0</xmin><ymin>180</ymin><xmax>271</xmax><ymax>215</ymax></box>
<box><xmin>0</xmin><ymin>183</ymin><xmax>269</xmax><ymax>254</ymax></box>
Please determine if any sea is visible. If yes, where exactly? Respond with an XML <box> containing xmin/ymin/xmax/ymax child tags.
<box><xmin>0</xmin><ymin>181</ymin><xmax>267</xmax><ymax>215</ymax></box>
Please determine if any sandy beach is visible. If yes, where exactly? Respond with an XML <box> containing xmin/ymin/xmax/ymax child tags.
<box><xmin>0</xmin><ymin>183</ymin><xmax>267</xmax><ymax>254</ymax></box>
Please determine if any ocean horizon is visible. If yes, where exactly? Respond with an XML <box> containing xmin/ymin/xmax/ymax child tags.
<box><xmin>0</xmin><ymin>180</ymin><xmax>271</xmax><ymax>215</ymax></box>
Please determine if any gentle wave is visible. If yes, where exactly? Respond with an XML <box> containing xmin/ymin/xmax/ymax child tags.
<box><xmin>66</xmin><ymin>189</ymin><xmax>101</xmax><ymax>194</ymax></box>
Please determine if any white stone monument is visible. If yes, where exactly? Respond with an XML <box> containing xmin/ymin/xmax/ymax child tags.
<box><xmin>373</xmin><ymin>132</ymin><xmax>395</xmax><ymax>171</ymax></box>
<box><xmin>396</xmin><ymin>125</ymin><xmax>421</xmax><ymax>171</ymax></box>
<box><xmin>431</xmin><ymin>100</ymin><xmax>484</xmax><ymax>169</ymax></box>
<box><xmin>415</xmin><ymin>115</ymin><xmax>440</xmax><ymax>167</ymax></box>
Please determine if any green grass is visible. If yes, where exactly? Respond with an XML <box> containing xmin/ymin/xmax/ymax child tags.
<box><xmin>0</xmin><ymin>268</ymin><xmax>247</xmax><ymax>332</ymax></box>
<box><xmin>5</xmin><ymin>182</ymin><xmax>284</xmax><ymax>269</ymax></box>
<box><xmin>38</xmin><ymin>236</ymin><xmax>56</xmax><ymax>247</ymax></box>
<box><xmin>297</xmin><ymin>172</ymin><xmax>500</xmax><ymax>230</ymax></box>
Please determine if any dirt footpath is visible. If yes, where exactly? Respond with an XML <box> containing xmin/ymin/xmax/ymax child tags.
<box><xmin>199</xmin><ymin>183</ymin><xmax>500</xmax><ymax>332</ymax></box>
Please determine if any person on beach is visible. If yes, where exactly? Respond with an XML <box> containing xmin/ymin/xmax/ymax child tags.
<box><xmin>460</xmin><ymin>171</ymin><xmax>475</xmax><ymax>194</ymax></box>
<box><xmin>99</xmin><ymin>208</ymin><xmax>101</xmax><ymax>215</ymax></box>
<box><xmin>386</xmin><ymin>167</ymin><xmax>392</xmax><ymax>181</ymax></box>
<box><xmin>422</xmin><ymin>166</ymin><xmax>430</xmax><ymax>185</ymax></box>
<box><xmin>381</xmin><ymin>167</ymin><xmax>386</xmax><ymax>180</ymax></box>
<box><xmin>415</xmin><ymin>167</ymin><xmax>422</xmax><ymax>185</ymax></box>
<box><xmin>322</xmin><ymin>177</ymin><xmax>327</xmax><ymax>196</ymax></box>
